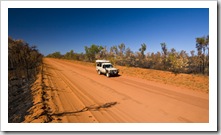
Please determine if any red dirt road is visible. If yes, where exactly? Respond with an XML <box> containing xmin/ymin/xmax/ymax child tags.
<box><xmin>40</xmin><ymin>58</ymin><xmax>208</xmax><ymax>123</ymax></box>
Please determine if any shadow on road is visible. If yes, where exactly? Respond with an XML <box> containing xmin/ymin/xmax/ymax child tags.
<box><xmin>99</xmin><ymin>74</ymin><xmax>121</xmax><ymax>78</ymax></box>
<box><xmin>51</xmin><ymin>102</ymin><xmax>118</xmax><ymax>117</ymax></box>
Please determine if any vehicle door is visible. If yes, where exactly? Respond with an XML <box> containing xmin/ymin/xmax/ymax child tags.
<box><xmin>101</xmin><ymin>64</ymin><xmax>107</xmax><ymax>73</ymax></box>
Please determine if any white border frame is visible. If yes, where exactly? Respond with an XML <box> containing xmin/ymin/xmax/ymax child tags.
<box><xmin>1</xmin><ymin>0</ymin><xmax>217</xmax><ymax>131</ymax></box>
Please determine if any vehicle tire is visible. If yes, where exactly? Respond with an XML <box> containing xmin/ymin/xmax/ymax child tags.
<box><xmin>98</xmin><ymin>70</ymin><xmax>101</xmax><ymax>75</ymax></box>
<box><xmin>106</xmin><ymin>73</ymin><xmax>110</xmax><ymax>77</ymax></box>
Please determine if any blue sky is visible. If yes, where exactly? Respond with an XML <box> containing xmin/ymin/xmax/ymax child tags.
<box><xmin>8</xmin><ymin>8</ymin><xmax>209</xmax><ymax>56</ymax></box>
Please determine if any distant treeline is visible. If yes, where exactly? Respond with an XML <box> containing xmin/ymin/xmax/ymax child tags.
<box><xmin>46</xmin><ymin>35</ymin><xmax>209</xmax><ymax>75</ymax></box>
<box><xmin>8</xmin><ymin>37</ymin><xmax>43</xmax><ymax>81</ymax></box>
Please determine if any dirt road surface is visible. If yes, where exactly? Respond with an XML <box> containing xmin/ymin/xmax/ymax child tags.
<box><xmin>32</xmin><ymin>58</ymin><xmax>208</xmax><ymax>123</ymax></box>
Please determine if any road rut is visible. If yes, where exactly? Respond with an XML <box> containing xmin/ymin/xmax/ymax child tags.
<box><xmin>40</xmin><ymin>58</ymin><xmax>208</xmax><ymax>123</ymax></box>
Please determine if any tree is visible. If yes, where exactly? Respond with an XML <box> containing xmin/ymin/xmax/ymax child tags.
<box><xmin>125</xmin><ymin>47</ymin><xmax>133</xmax><ymax>58</ymax></box>
<box><xmin>8</xmin><ymin>37</ymin><xmax>43</xmax><ymax>80</ymax></box>
<box><xmin>168</xmin><ymin>48</ymin><xmax>177</xmax><ymax>71</ymax></box>
<box><xmin>152</xmin><ymin>51</ymin><xmax>163</xmax><ymax>70</ymax></box>
<box><xmin>139</xmin><ymin>43</ymin><xmax>147</xmax><ymax>59</ymax></box>
<box><xmin>189</xmin><ymin>50</ymin><xmax>198</xmax><ymax>73</ymax></box>
<box><xmin>110</xmin><ymin>45</ymin><xmax>118</xmax><ymax>57</ymax></box>
<box><xmin>118</xmin><ymin>43</ymin><xmax>125</xmax><ymax>57</ymax></box>
<box><xmin>98</xmin><ymin>46</ymin><xmax>108</xmax><ymax>60</ymax></box>
<box><xmin>84</xmin><ymin>44</ymin><xmax>103</xmax><ymax>62</ymax></box>
<box><xmin>125</xmin><ymin>47</ymin><xmax>135</xmax><ymax>67</ymax></box>
<box><xmin>64</xmin><ymin>50</ymin><xmax>74</xmax><ymax>60</ymax></box>
<box><xmin>196</xmin><ymin>35</ymin><xmax>209</xmax><ymax>74</ymax></box>
<box><xmin>161</xmin><ymin>42</ymin><xmax>168</xmax><ymax>70</ymax></box>
<box><xmin>47</xmin><ymin>51</ymin><xmax>62</xmax><ymax>58</ymax></box>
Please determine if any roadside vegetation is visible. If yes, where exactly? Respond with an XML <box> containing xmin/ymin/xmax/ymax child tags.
<box><xmin>8</xmin><ymin>37</ymin><xmax>43</xmax><ymax>122</ymax></box>
<box><xmin>46</xmin><ymin>35</ymin><xmax>209</xmax><ymax>92</ymax></box>
<box><xmin>8</xmin><ymin>37</ymin><xmax>43</xmax><ymax>80</ymax></box>
<box><xmin>47</xmin><ymin>35</ymin><xmax>209</xmax><ymax>75</ymax></box>
<box><xmin>7</xmin><ymin>35</ymin><xmax>209</xmax><ymax>122</ymax></box>
<box><xmin>56</xmin><ymin>59</ymin><xmax>208</xmax><ymax>93</ymax></box>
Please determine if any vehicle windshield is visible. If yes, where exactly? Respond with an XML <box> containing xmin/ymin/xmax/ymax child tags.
<box><xmin>104</xmin><ymin>64</ymin><xmax>113</xmax><ymax>68</ymax></box>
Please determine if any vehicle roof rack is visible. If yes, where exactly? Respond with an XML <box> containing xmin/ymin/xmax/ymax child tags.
<box><xmin>95</xmin><ymin>60</ymin><xmax>110</xmax><ymax>63</ymax></box>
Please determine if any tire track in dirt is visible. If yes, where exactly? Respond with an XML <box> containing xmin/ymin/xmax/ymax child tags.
<box><xmin>114</xmin><ymin>77</ymin><xmax>208</xmax><ymax>109</ymax></box>
<box><xmin>51</xmin><ymin>60</ymin><xmax>142</xmax><ymax>104</ymax></box>
<box><xmin>53</xmin><ymin>64</ymin><xmax>133</xmax><ymax>122</ymax></box>
<box><xmin>34</xmin><ymin>64</ymin><xmax>98</xmax><ymax>123</ymax></box>
<box><xmin>44</xmin><ymin>59</ymin><xmax>137</xmax><ymax>122</ymax></box>
<box><xmin>39</xmin><ymin>58</ymin><xmax>208</xmax><ymax>123</ymax></box>
<box><xmin>53</xmin><ymin>60</ymin><xmax>143</xmax><ymax>121</ymax></box>
<box><xmin>51</xmin><ymin>68</ymin><xmax>99</xmax><ymax>122</ymax></box>
<box><xmin>43</xmin><ymin>66</ymin><xmax>69</xmax><ymax>122</ymax></box>
<box><xmin>23</xmin><ymin>63</ymin><xmax>54</xmax><ymax>123</ymax></box>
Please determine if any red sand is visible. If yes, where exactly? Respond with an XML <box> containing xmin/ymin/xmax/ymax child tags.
<box><xmin>23</xmin><ymin>58</ymin><xmax>208</xmax><ymax>123</ymax></box>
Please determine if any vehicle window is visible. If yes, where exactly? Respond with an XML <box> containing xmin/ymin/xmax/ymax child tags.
<box><xmin>97</xmin><ymin>63</ymin><xmax>101</xmax><ymax>67</ymax></box>
<box><xmin>106</xmin><ymin>65</ymin><xmax>113</xmax><ymax>68</ymax></box>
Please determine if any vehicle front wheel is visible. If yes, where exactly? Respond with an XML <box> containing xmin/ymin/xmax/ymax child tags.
<box><xmin>98</xmin><ymin>70</ymin><xmax>101</xmax><ymax>75</ymax></box>
<box><xmin>106</xmin><ymin>73</ymin><xmax>110</xmax><ymax>77</ymax></box>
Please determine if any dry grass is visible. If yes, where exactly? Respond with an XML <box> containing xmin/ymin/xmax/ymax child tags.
<box><xmin>117</xmin><ymin>66</ymin><xmax>208</xmax><ymax>93</ymax></box>
<box><xmin>62</xmin><ymin>59</ymin><xmax>209</xmax><ymax>93</ymax></box>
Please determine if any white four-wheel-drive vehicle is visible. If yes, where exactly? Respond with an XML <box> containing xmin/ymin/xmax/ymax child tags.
<box><xmin>96</xmin><ymin>60</ymin><xmax>119</xmax><ymax>77</ymax></box>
